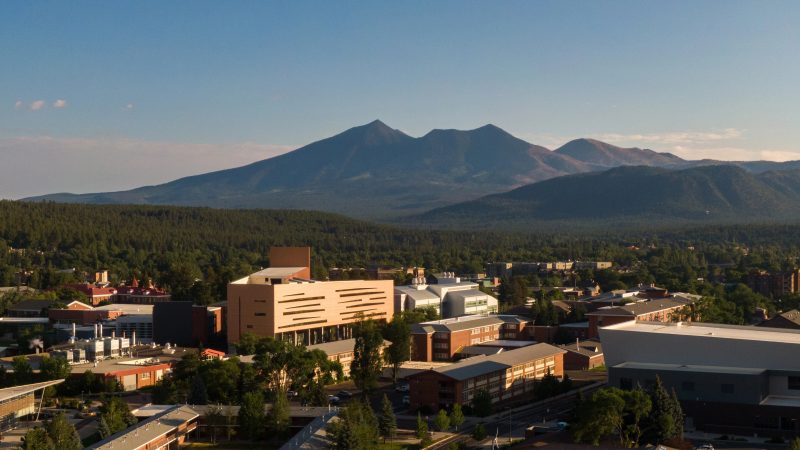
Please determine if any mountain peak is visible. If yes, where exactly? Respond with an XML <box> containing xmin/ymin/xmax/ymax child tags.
<box><xmin>555</xmin><ymin>138</ymin><xmax>683</xmax><ymax>167</ymax></box>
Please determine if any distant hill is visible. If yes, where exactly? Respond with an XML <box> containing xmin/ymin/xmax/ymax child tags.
<box><xmin>25</xmin><ymin>121</ymin><xmax>697</xmax><ymax>219</ymax></box>
<box><xmin>411</xmin><ymin>165</ymin><xmax>800</xmax><ymax>229</ymax></box>
<box><xmin>554</xmin><ymin>138</ymin><xmax>684</xmax><ymax>167</ymax></box>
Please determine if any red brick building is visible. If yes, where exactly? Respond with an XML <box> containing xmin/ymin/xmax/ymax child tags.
<box><xmin>586</xmin><ymin>299</ymin><xmax>690</xmax><ymax>339</ymax></box>
<box><xmin>410</xmin><ymin>315</ymin><xmax>529</xmax><ymax>362</ymax></box>
<box><xmin>560</xmin><ymin>339</ymin><xmax>604</xmax><ymax>370</ymax></box>
<box><xmin>407</xmin><ymin>343</ymin><xmax>566</xmax><ymax>411</ymax></box>
<box><xmin>66</xmin><ymin>284</ymin><xmax>117</xmax><ymax>306</ymax></box>
<box><xmin>48</xmin><ymin>301</ymin><xmax>124</xmax><ymax>325</ymax></box>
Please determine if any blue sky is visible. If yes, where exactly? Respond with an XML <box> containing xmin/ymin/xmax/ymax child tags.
<box><xmin>2</xmin><ymin>1</ymin><xmax>799</xmax><ymax>198</ymax></box>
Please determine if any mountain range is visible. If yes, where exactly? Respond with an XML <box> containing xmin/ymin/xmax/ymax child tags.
<box><xmin>411</xmin><ymin>165</ymin><xmax>800</xmax><ymax>229</ymax></box>
<box><xmin>25</xmin><ymin>120</ymin><xmax>800</xmax><ymax>224</ymax></box>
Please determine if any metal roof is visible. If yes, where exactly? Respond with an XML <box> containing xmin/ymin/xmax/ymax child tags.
<box><xmin>429</xmin><ymin>343</ymin><xmax>566</xmax><ymax>381</ymax></box>
<box><xmin>88</xmin><ymin>405</ymin><xmax>199</xmax><ymax>450</ymax></box>
<box><xmin>613</xmin><ymin>361</ymin><xmax>765</xmax><ymax>375</ymax></box>
<box><xmin>586</xmin><ymin>299</ymin><xmax>687</xmax><ymax>317</ymax></box>
<box><xmin>411</xmin><ymin>315</ymin><xmax>505</xmax><ymax>334</ymax></box>
<box><xmin>0</xmin><ymin>379</ymin><xmax>64</xmax><ymax>403</ymax></box>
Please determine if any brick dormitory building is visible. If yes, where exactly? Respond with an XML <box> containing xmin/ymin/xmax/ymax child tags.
<box><xmin>407</xmin><ymin>343</ymin><xmax>566</xmax><ymax>411</ymax></box>
<box><xmin>227</xmin><ymin>247</ymin><xmax>394</xmax><ymax>349</ymax></box>
<box><xmin>410</xmin><ymin>315</ymin><xmax>529</xmax><ymax>362</ymax></box>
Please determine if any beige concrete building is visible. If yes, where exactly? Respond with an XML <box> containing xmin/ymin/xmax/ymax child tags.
<box><xmin>228</xmin><ymin>247</ymin><xmax>394</xmax><ymax>347</ymax></box>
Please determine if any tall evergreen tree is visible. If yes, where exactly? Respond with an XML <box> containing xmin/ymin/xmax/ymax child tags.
<box><xmin>435</xmin><ymin>408</ymin><xmax>451</xmax><ymax>432</ymax></box>
<box><xmin>327</xmin><ymin>401</ymin><xmax>379</xmax><ymax>450</ymax></box>
<box><xmin>416</xmin><ymin>412</ymin><xmax>431</xmax><ymax>447</ymax></box>
<box><xmin>450</xmin><ymin>403</ymin><xmax>465</xmax><ymax>431</ymax></box>
<box><xmin>97</xmin><ymin>416</ymin><xmax>111</xmax><ymax>439</ymax></box>
<box><xmin>189</xmin><ymin>374</ymin><xmax>209</xmax><ymax>405</ymax></box>
<box><xmin>267</xmin><ymin>389</ymin><xmax>291</xmax><ymax>436</ymax></box>
<box><xmin>22</xmin><ymin>428</ymin><xmax>53</xmax><ymax>450</ymax></box>
<box><xmin>378</xmin><ymin>394</ymin><xmax>397</xmax><ymax>442</ymax></box>
<box><xmin>382</xmin><ymin>316</ymin><xmax>410</xmax><ymax>383</ymax></box>
<box><xmin>46</xmin><ymin>412</ymin><xmax>82</xmax><ymax>450</ymax></box>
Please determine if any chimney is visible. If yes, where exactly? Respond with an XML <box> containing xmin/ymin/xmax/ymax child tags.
<box><xmin>132</xmin><ymin>330</ymin><xmax>136</xmax><ymax>346</ymax></box>
<box><xmin>72</xmin><ymin>323</ymin><xmax>76</xmax><ymax>339</ymax></box>
<box><xmin>94</xmin><ymin>324</ymin><xmax>98</xmax><ymax>339</ymax></box>
<box><xmin>99</xmin><ymin>323</ymin><xmax>103</xmax><ymax>338</ymax></box>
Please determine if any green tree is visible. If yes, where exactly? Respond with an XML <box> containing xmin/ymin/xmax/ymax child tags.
<box><xmin>45</xmin><ymin>412</ymin><xmax>82</xmax><ymax>450</ymax></box>
<box><xmin>535</xmin><ymin>370</ymin><xmax>561</xmax><ymax>399</ymax></box>
<box><xmin>572</xmin><ymin>388</ymin><xmax>625</xmax><ymax>446</ymax></box>
<box><xmin>189</xmin><ymin>375</ymin><xmax>208</xmax><ymax>405</ymax></box>
<box><xmin>643</xmin><ymin>376</ymin><xmax>682</xmax><ymax>443</ymax></box>
<box><xmin>267</xmin><ymin>389</ymin><xmax>291</xmax><ymax>436</ymax></box>
<box><xmin>435</xmin><ymin>408</ymin><xmax>451</xmax><ymax>432</ymax></box>
<box><xmin>416</xmin><ymin>412</ymin><xmax>431</xmax><ymax>447</ymax></box>
<box><xmin>97</xmin><ymin>416</ymin><xmax>111</xmax><ymax>439</ymax></box>
<box><xmin>22</xmin><ymin>428</ymin><xmax>53</xmax><ymax>450</ymax></box>
<box><xmin>327</xmin><ymin>401</ymin><xmax>379</xmax><ymax>450</ymax></box>
<box><xmin>239</xmin><ymin>391</ymin><xmax>265</xmax><ymax>440</ymax></box>
<box><xmin>472</xmin><ymin>422</ymin><xmax>487</xmax><ymax>441</ymax></box>
<box><xmin>789</xmin><ymin>437</ymin><xmax>800</xmax><ymax>450</ymax></box>
<box><xmin>351</xmin><ymin>319</ymin><xmax>384</xmax><ymax>399</ymax></box>
<box><xmin>449</xmin><ymin>403</ymin><xmax>464</xmax><ymax>431</ymax></box>
<box><xmin>383</xmin><ymin>315</ymin><xmax>410</xmax><ymax>383</ymax></box>
<box><xmin>40</xmin><ymin>356</ymin><xmax>71</xmax><ymax>381</ymax></box>
<box><xmin>471</xmin><ymin>389</ymin><xmax>492</xmax><ymax>417</ymax></box>
<box><xmin>13</xmin><ymin>356</ymin><xmax>33</xmax><ymax>385</ymax></box>
<box><xmin>378</xmin><ymin>394</ymin><xmax>397</xmax><ymax>442</ymax></box>
<box><xmin>99</xmin><ymin>397</ymin><xmax>137</xmax><ymax>435</ymax></box>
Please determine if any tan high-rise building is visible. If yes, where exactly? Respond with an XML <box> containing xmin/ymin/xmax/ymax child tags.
<box><xmin>227</xmin><ymin>247</ymin><xmax>394</xmax><ymax>348</ymax></box>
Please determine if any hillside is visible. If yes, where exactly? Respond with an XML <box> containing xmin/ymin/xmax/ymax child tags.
<box><xmin>412</xmin><ymin>165</ymin><xmax>800</xmax><ymax>229</ymax></box>
<box><xmin>25</xmin><ymin>121</ymin><xmax>690</xmax><ymax>219</ymax></box>
<box><xmin>554</xmin><ymin>138</ymin><xmax>683</xmax><ymax>167</ymax></box>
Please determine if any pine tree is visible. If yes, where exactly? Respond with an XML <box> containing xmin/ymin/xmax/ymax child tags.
<box><xmin>644</xmin><ymin>376</ymin><xmax>680</xmax><ymax>442</ymax></box>
<box><xmin>97</xmin><ymin>416</ymin><xmax>111</xmax><ymax>439</ymax></box>
<box><xmin>189</xmin><ymin>374</ymin><xmax>209</xmax><ymax>405</ymax></box>
<box><xmin>45</xmin><ymin>412</ymin><xmax>82</xmax><ymax>450</ymax></box>
<box><xmin>449</xmin><ymin>403</ymin><xmax>464</xmax><ymax>431</ymax></box>
<box><xmin>267</xmin><ymin>389</ymin><xmax>291</xmax><ymax>436</ymax></box>
<box><xmin>435</xmin><ymin>408</ymin><xmax>450</xmax><ymax>432</ymax></box>
<box><xmin>378</xmin><ymin>394</ymin><xmax>397</xmax><ymax>442</ymax></box>
<box><xmin>416</xmin><ymin>412</ymin><xmax>431</xmax><ymax>446</ymax></box>
<box><xmin>22</xmin><ymin>428</ymin><xmax>53</xmax><ymax>450</ymax></box>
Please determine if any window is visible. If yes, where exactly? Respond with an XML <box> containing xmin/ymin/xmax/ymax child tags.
<box><xmin>721</xmin><ymin>384</ymin><xmax>735</xmax><ymax>394</ymax></box>
<box><xmin>788</xmin><ymin>376</ymin><xmax>800</xmax><ymax>390</ymax></box>
<box><xmin>681</xmin><ymin>381</ymin><xmax>695</xmax><ymax>392</ymax></box>
<box><xmin>254</xmin><ymin>312</ymin><xmax>266</xmax><ymax>316</ymax></box>
<box><xmin>140</xmin><ymin>372</ymin><xmax>150</xmax><ymax>380</ymax></box>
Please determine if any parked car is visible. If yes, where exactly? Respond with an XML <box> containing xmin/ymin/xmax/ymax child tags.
<box><xmin>328</xmin><ymin>395</ymin><xmax>340</xmax><ymax>405</ymax></box>
<box><xmin>402</xmin><ymin>395</ymin><xmax>410</xmax><ymax>406</ymax></box>
<box><xmin>395</xmin><ymin>383</ymin><xmax>410</xmax><ymax>392</ymax></box>
<box><xmin>336</xmin><ymin>390</ymin><xmax>353</xmax><ymax>399</ymax></box>
<box><xmin>697</xmin><ymin>444</ymin><xmax>714</xmax><ymax>450</ymax></box>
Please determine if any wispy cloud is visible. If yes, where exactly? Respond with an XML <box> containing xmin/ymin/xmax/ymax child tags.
<box><xmin>14</xmin><ymin>100</ymin><xmax>23</xmax><ymax>110</ymax></box>
<box><xmin>52</xmin><ymin>99</ymin><xmax>67</xmax><ymax>109</ymax></box>
<box><xmin>594</xmin><ymin>128</ymin><xmax>743</xmax><ymax>146</ymax></box>
<box><xmin>0</xmin><ymin>134</ymin><xmax>296</xmax><ymax>199</ymax></box>
<box><xmin>124</xmin><ymin>103</ymin><xmax>134</xmax><ymax>110</ymax></box>
<box><xmin>30</xmin><ymin>100</ymin><xmax>45</xmax><ymax>111</ymax></box>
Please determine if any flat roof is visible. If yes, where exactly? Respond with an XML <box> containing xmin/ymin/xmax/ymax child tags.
<box><xmin>604</xmin><ymin>321</ymin><xmax>800</xmax><ymax>345</ymax></box>
<box><xmin>431</xmin><ymin>343</ymin><xmax>566</xmax><ymax>381</ymax></box>
<box><xmin>0</xmin><ymin>317</ymin><xmax>49</xmax><ymax>324</ymax></box>
<box><xmin>234</xmin><ymin>267</ymin><xmax>308</xmax><ymax>285</ymax></box>
<box><xmin>70</xmin><ymin>353</ymin><xmax>183</xmax><ymax>374</ymax></box>
<box><xmin>613</xmin><ymin>361</ymin><xmax>765</xmax><ymax>375</ymax></box>
<box><xmin>0</xmin><ymin>380</ymin><xmax>64</xmax><ymax>403</ymax></box>
<box><xmin>412</xmin><ymin>315</ymin><xmax>508</xmax><ymax>334</ymax></box>
<box><xmin>474</xmin><ymin>340</ymin><xmax>534</xmax><ymax>348</ymax></box>
<box><xmin>94</xmin><ymin>304</ymin><xmax>154</xmax><ymax>315</ymax></box>
<box><xmin>89</xmin><ymin>405</ymin><xmax>198</xmax><ymax>450</ymax></box>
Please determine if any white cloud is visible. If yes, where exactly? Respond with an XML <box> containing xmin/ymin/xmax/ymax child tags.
<box><xmin>52</xmin><ymin>99</ymin><xmax>67</xmax><ymax>109</ymax></box>
<box><xmin>594</xmin><ymin>128</ymin><xmax>744</xmax><ymax>146</ymax></box>
<box><xmin>125</xmin><ymin>103</ymin><xmax>134</xmax><ymax>110</ymax></box>
<box><xmin>30</xmin><ymin>100</ymin><xmax>45</xmax><ymax>111</ymax></box>
<box><xmin>0</xmin><ymin>134</ymin><xmax>296</xmax><ymax>199</ymax></box>
<box><xmin>14</xmin><ymin>100</ymin><xmax>23</xmax><ymax>109</ymax></box>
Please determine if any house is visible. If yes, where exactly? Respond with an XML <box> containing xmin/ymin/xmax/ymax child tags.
<box><xmin>407</xmin><ymin>343</ymin><xmax>566</xmax><ymax>411</ymax></box>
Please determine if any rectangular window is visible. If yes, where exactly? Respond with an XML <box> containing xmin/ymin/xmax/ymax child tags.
<box><xmin>254</xmin><ymin>312</ymin><xmax>266</xmax><ymax>316</ymax></box>
<box><xmin>140</xmin><ymin>372</ymin><xmax>150</xmax><ymax>380</ymax></box>
<box><xmin>681</xmin><ymin>381</ymin><xmax>695</xmax><ymax>392</ymax></box>
<box><xmin>788</xmin><ymin>376</ymin><xmax>800</xmax><ymax>390</ymax></box>
<box><xmin>721</xmin><ymin>384</ymin><xmax>734</xmax><ymax>394</ymax></box>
